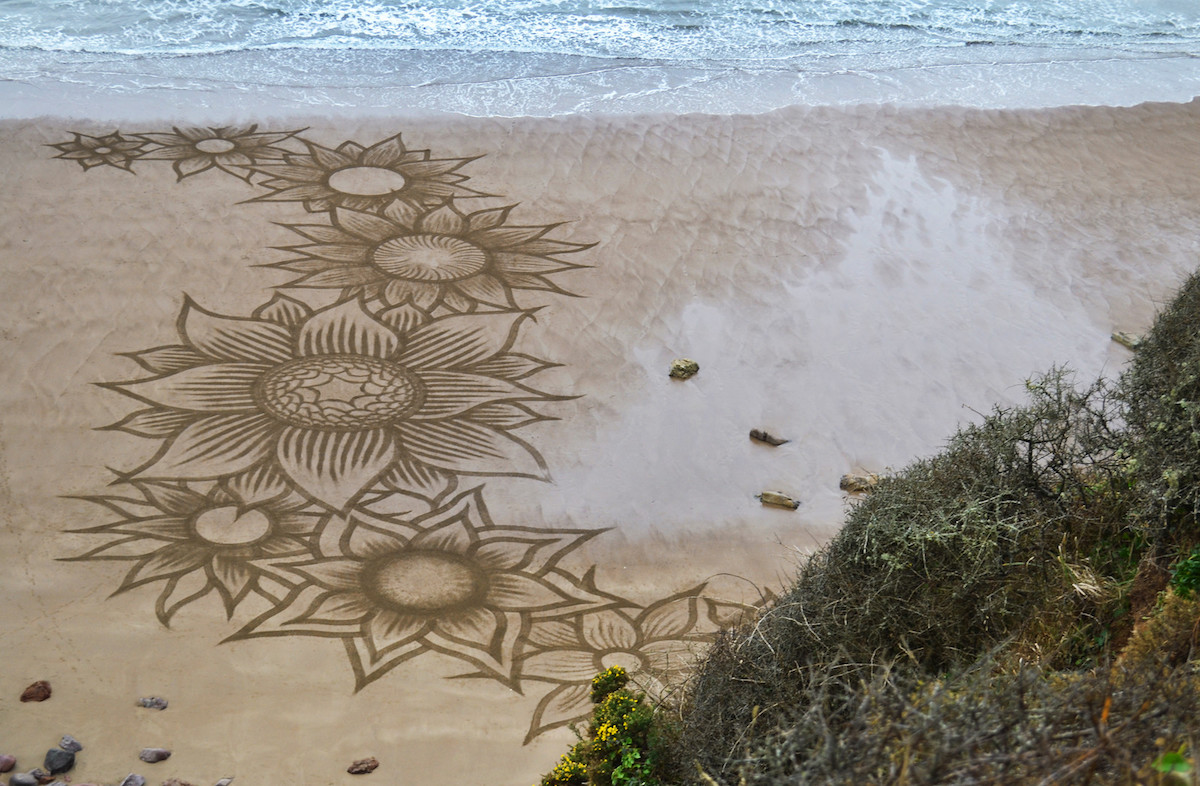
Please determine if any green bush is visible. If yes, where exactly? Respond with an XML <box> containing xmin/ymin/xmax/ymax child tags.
<box><xmin>538</xmin><ymin>666</ymin><xmax>670</xmax><ymax>786</ymax></box>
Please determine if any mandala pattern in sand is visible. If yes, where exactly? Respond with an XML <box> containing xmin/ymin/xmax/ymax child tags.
<box><xmin>52</xmin><ymin>126</ymin><xmax>757</xmax><ymax>744</ymax></box>
<box><xmin>273</xmin><ymin>200</ymin><xmax>591</xmax><ymax>311</ymax></box>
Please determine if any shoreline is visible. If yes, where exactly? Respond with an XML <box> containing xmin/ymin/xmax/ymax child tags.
<box><xmin>3</xmin><ymin>45</ymin><xmax>1200</xmax><ymax>122</ymax></box>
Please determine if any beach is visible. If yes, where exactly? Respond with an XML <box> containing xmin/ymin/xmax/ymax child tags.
<box><xmin>2</xmin><ymin>93</ymin><xmax>1200</xmax><ymax>784</ymax></box>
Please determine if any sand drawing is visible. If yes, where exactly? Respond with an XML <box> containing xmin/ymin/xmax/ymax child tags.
<box><xmin>52</xmin><ymin>126</ymin><xmax>751</xmax><ymax>741</ymax></box>
<box><xmin>49</xmin><ymin>131</ymin><xmax>148</xmax><ymax>171</ymax></box>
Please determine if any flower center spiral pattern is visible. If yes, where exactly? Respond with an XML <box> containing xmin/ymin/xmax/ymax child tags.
<box><xmin>255</xmin><ymin>356</ymin><xmax>424</xmax><ymax>430</ymax></box>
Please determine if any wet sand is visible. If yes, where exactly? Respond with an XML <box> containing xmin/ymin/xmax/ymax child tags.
<box><xmin>2</xmin><ymin>100</ymin><xmax>1200</xmax><ymax>784</ymax></box>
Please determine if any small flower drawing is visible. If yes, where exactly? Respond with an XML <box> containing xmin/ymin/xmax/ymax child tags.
<box><xmin>227</xmin><ymin>487</ymin><xmax>615</xmax><ymax>689</ymax></box>
<box><xmin>514</xmin><ymin>588</ymin><xmax>751</xmax><ymax>742</ymax></box>
<box><xmin>136</xmin><ymin>125</ymin><xmax>302</xmax><ymax>181</ymax></box>
<box><xmin>63</xmin><ymin>468</ymin><xmax>321</xmax><ymax>624</ymax></box>
<box><xmin>49</xmin><ymin>132</ymin><xmax>147</xmax><ymax>172</ymax></box>
<box><xmin>274</xmin><ymin>200</ymin><xmax>592</xmax><ymax>312</ymax></box>
<box><xmin>248</xmin><ymin>133</ymin><xmax>487</xmax><ymax>213</ymax></box>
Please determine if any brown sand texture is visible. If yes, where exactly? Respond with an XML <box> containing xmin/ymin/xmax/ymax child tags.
<box><xmin>2</xmin><ymin>101</ymin><xmax>1200</xmax><ymax>784</ymax></box>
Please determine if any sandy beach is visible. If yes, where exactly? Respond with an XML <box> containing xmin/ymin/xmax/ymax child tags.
<box><xmin>2</xmin><ymin>99</ymin><xmax>1200</xmax><ymax>784</ymax></box>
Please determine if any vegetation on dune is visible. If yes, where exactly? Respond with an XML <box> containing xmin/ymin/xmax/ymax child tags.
<box><xmin>539</xmin><ymin>269</ymin><xmax>1200</xmax><ymax>785</ymax></box>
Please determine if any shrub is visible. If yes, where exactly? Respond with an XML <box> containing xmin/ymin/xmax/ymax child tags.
<box><xmin>538</xmin><ymin>666</ymin><xmax>671</xmax><ymax>786</ymax></box>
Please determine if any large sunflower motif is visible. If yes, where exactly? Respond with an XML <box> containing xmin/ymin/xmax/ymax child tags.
<box><xmin>247</xmin><ymin>133</ymin><xmax>487</xmax><ymax>213</ymax></box>
<box><xmin>103</xmin><ymin>294</ymin><xmax>559</xmax><ymax>512</ymax></box>
<box><xmin>227</xmin><ymin>488</ymin><xmax>616</xmax><ymax>689</ymax></box>
<box><xmin>135</xmin><ymin>125</ymin><xmax>302</xmax><ymax>182</ymax></box>
<box><xmin>50</xmin><ymin>131</ymin><xmax>147</xmax><ymax>172</ymax></box>
<box><xmin>273</xmin><ymin>200</ymin><xmax>593</xmax><ymax>312</ymax></box>
<box><xmin>63</xmin><ymin>467</ymin><xmax>320</xmax><ymax>625</ymax></box>
<box><xmin>511</xmin><ymin>588</ymin><xmax>753</xmax><ymax>742</ymax></box>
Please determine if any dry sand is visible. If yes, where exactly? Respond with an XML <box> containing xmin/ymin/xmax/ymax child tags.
<box><xmin>2</xmin><ymin>100</ymin><xmax>1200</xmax><ymax>784</ymax></box>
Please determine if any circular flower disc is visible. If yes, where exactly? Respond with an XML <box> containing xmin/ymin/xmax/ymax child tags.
<box><xmin>327</xmin><ymin>166</ymin><xmax>409</xmax><ymax>196</ymax></box>
<box><xmin>192</xmin><ymin>505</ymin><xmax>273</xmax><ymax>546</ymax></box>
<box><xmin>254</xmin><ymin>356</ymin><xmax>424</xmax><ymax>430</ymax></box>
<box><xmin>195</xmin><ymin>138</ymin><xmax>237</xmax><ymax>154</ymax></box>
<box><xmin>371</xmin><ymin>235</ymin><xmax>489</xmax><ymax>282</ymax></box>
<box><xmin>367</xmin><ymin>552</ymin><xmax>485</xmax><ymax>612</ymax></box>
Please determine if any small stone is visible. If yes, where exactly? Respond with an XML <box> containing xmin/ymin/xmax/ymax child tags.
<box><xmin>161</xmin><ymin>779</ymin><xmax>194</xmax><ymax>786</ymax></box>
<box><xmin>20</xmin><ymin>681</ymin><xmax>52</xmax><ymax>702</ymax></box>
<box><xmin>137</xmin><ymin>696</ymin><xmax>169</xmax><ymax>711</ymax></box>
<box><xmin>214</xmin><ymin>779</ymin><xmax>234</xmax><ymax>786</ymax></box>
<box><xmin>58</xmin><ymin>735</ymin><xmax>83</xmax><ymax>753</ymax></box>
<box><xmin>9</xmin><ymin>773</ymin><xmax>39</xmax><ymax>786</ymax></box>
<box><xmin>139</xmin><ymin>749</ymin><xmax>171</xmax><ymax>764</ymax></box>
<box><xmin>119</xmin><ymin>775</ymin><xmax>147</xmax><ymax>786</ymax></box>
<box><xmin>30</xmin><ymin>767</ymin><xmax>54</xmax><ymax>784</ymax></box>
<box><xmin>668</xmin><ymin>358</ymin><xmax>699</xmax><ymax>380</ymax></box>
<box><xmin>1112</xmin><ymin>331</ymin><xmax>1142</xmax><ymax>350</ymax></box>
<box><xmin>839</xmin><ymin>473</ymin><xmax>879</xmax><ymax>493</ymax></box>
<box><xmin>0</xmin><ymin>755</ymin><xmax>15</xmax><ymax>773</ymax></box>
<box><xmin>749</xmin><ymin>429</ymin><xmax>789</xmax><ymax>446</ymax></box>
<box><xmin>347</xmin><ymin>757</ymin><xmax>380</xmax><ymax>775</ymax></box>
<box><xmin>43</xmin><ymin>749</ymin><xmax>74</xmax><ymax>775</ymax></box>
<box><xmin>758</xmin><ymin>491</ymin><xmax>800</xmax><ymax>510</ymax></box>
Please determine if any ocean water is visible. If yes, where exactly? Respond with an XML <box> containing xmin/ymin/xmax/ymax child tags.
<box><xmin>3</xmin><ymin>0</ymin><xmax>1200</xmax><ymax>116</ymax></box>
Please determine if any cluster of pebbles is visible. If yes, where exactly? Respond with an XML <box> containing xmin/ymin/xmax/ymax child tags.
<box><xmin>9</xmin><ymin>681</ymin><xmax>380</xmax><ymax>782</ymax></box>
<box><xmin>6</xmin><ymin>681</ymin><xmax>232</xmax><ymax>786</ymax></box>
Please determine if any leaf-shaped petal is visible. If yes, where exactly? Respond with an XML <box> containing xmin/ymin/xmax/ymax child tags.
<box><xmin>638</xmin><ymin>588</ymin><xmax>705</xmax><ymax>641</ymax></box>
<box><xmin>466</xmin><ymin>205</ymin><xmax>515</xmax><ymax>232</ymax></box>
<box><xmin>102</xmin><ymin>408</ymin><xmax>197</xmax><ymax>438</ymax></box>
<box><xmin>136</xmin><ymin>413</ymin><xmax>277</xmax><ymax>479</ymax></box>
<box><xmin>131</xmin><ymin>480</ymin><xmax>206</xmax><ymax>516</ymax></box>
<box><xmin>333</xmin><ymin>207</ymin><xmax>401</xmax><ymax>243</ymax></box>
<box><xmin>222</xmin><ymin>463</ymin><xmax>291</xmax><ymax>506</ymax></box>
<box><xmin>367</xmin><ymin>609</ymin><xmax>428</xmax><ymax>656</ymax></box>
<box><xmin>283</xmin><ymin>559</ymin><xmax>365</xmax><ymax>592</ymax></box>
<box><xmin>180</xmin><ymin>298</ymin><xmax>294</xmax><ymax>363</ymax></box>
<box><xmin>416</xmin><ymin>203</ymin><xmax>468</xmax><ymax>235</ymax></box>
<box><xmin>524</xmin><ymin>682</ymin><xmax>591</xmax><ymax>743</ymax></box>
<box><xmin>436</xmin><ymin>606</ymin><xmax>501</xmax><ymax>648</ymax></box>
<box><xmin>397</xmin><ymin>311</ymin><xmax>530</xmax><ymax>369</ymax></box>
<box><xmin>581</xmin><ymin>609</ymin><xmax>641</xmax><ymax>651</ymax></box>
<box><xmin>411</xmin><ymin>371</ymin><xmax>530</xmax><ymax>420</ymax></box>
<box><xmin>454</xmin><ymin>274</ymin><xmax>514</xmax><ymax>308</ymax></box>
<box><xmin>276</xmin><ymin>426</ymin><xmax>398</xmax><ymax>510</ymax></box>
<box><xmin>398</xmin><ymin>420</ymin><xmax>549</xmax><ymax>479</ymax></box>
<box><xmin>109</xmin><ymin>363</ymin><xmax>263</xmax><ymax>412</ymax></box>
<box><xmin>521</xmin><ymin>648</ymin><xmax>605</xmax><ymax>682</ymax></box>
<box><xmin>296</xmin><ymin>300</ymin><xmax>401</xmax><ymax>359</ymax></box>
<box><xmin>485</xmin><ymin>573</ymin><xmax>574</xmax><ymax>611</ymax></box>
<box><xmin>361</xmin><ymin>134</ymin><xmax>408</xmax><ymax>167</ymax></box>
<box><xmin>252</xmin><ymin>294</ymin><xmax>314</xmax><ymax>329</ymax></box>
<box><xmin>122</xmin><ymin>345</ymin><xmax>210</xmax><ymax>374</ymax></box>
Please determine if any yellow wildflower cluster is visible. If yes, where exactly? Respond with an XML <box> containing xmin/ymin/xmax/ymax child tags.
<box><xmin>537</xmin><ymin>754</ymin><xmax>586</xmax><ymax>786</ymax></box>
<box><xmin>593</xmin><ymin>665</ymin><xmax>628</xmax><ymax>685</ymax></box>
<box><xmin>596</xmin><ymin>722</ymin><xmax>620</xmax><ymax>742</ymax></box>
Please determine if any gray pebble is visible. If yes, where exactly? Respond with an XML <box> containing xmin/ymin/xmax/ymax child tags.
<box><xmin>29</xmin><ymin>768</ymin><xmax>51</xmax><ymax>782</ymax></box>
<box><xmin>138</xmin><ymin>748</ymin><xmax>171</xmax><ymax>764</ymax></box>
<box><xmin>0</xmin><ymin>755</ymin><xmax>15</xmax><ymax>773</ymax></box>
<box><xmin>9</xmin><ymin>773</ymin><xmax>39</xmax><ymax>786</ymax></box>
<box><xmin>119</xmin><ymin>775</ymin><xmax>147</xmax><ymax>786</ymax></box>
<box><xmin>214</xmin><ymin>779</ymin><xmax>234</xmax><ymax>786</ymax></box>
<box><xmin>136</xmin><ymin>696</ymin><xmax>168</xmax><ymax>711</ymax></box>
<box><xmin>58</xmin><ymin>736</ymin><xmax>83</xmax><ymax>753</ymax></box>
<box><xmin>43</xmin><ymin>749</ymin><xmax>74</xmax><ymax>774</ymax></box>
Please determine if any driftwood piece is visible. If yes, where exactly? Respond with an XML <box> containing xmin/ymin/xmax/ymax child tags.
<box><xmin>749</xmin><ymin>429</ymin><xmax>789</xmax><ymax>446</ymax></box>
